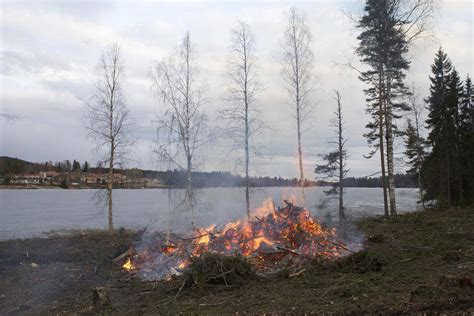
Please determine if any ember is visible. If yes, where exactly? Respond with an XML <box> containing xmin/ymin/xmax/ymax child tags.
<box><xmin>122</xmin><ymin>199</ymin><xmax>347</xmax><ymax>280</ymax></box>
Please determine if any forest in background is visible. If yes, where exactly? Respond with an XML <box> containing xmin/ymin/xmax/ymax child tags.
<box><xmin>0</xmin><ymin>156</ymin><xmax>415</xmax><ymax>188</ymax></box>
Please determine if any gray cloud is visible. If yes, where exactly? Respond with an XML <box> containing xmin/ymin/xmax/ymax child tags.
<box><xmin>1</xmin><ymin>1</ymin><xmax>472</xmax><ymax>178</ymax></box>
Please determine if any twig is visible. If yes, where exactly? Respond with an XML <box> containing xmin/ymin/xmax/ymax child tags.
<box><xmin>289</xmin><ymin>268</ymin><xmax>306</xmax><ymax>278</ymax></box>
<box><xmin>158</xmin><ymin>233</ymin><xmax>178</xmax><ymax>246</ymax></box>
<box><xmin>177</xmin><ymin>233</ymin><xmax>210</xmax><ymax>242</ymax></box>
<box><xmin>208</xmin><ymin>268</ymin><xmax>235</xmax><ymax>281</ymax></box>
<box><xmin>329</xmin><ymin>241</ymin><xmax>354</xmax><ymax>253</ymax></box>
<box><xmin>320</xmin><ymin>276</ymin><xmax>366</xmax><ymax>298</ymax></box>
<box><xmin>199</xmin><ymin>302</ymin><xmax>226</xmax><ymax>307</ymax></box>
<box><xmin>173</xmin><ymin>279</ymin><xmax>186</xmax><ymax>303</ymax></box>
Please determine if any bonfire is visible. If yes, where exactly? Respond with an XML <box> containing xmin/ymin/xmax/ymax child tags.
<box><xmin>120</xmin><ymin>199</ymin><xmax>347</xmax><ymax>280</ymax></box>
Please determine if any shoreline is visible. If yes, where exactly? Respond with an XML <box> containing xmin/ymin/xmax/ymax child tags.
<box><xmin>0</xmin><ymin>185</ymin><xmax>417</xmax><ymax>190</ymax></box>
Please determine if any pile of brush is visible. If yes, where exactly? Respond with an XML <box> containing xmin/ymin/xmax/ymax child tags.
<box><xmin>117</xmin><ymin>201</ymin><xmax>348</xmax><ymax>281</ymax></box>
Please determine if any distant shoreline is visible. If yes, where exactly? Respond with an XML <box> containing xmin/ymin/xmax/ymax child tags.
<box><xmin>0</xmin><ymin>185</ymin><xmax>418</xmax><ymax>190</ymax></box>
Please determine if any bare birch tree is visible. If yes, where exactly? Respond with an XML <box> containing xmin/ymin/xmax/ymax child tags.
<box><xmin>151</xmin><ymin>32</ymin><xmax>208</xmax><ymax>228</ymax></box>
<box><xmin>84</xmin><ymin>42</ymin><xmax>134</xmax><ymax>232</ymax></box>
<box><xmin>221</xmin><ymin>20</ymin><xmax>262</xmax><ymax>219</ymax></box>
<box><xmin>404</xmin><ymin>84</ymin><xmax>427</xmax><ymax>208</ymax></box>
<box><xmin>281</xmin><ymin>7</ymin><xmax>315</xmax><ymax>201</ymax></box>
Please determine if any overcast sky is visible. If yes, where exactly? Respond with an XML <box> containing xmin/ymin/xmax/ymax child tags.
<box><xmin>1</xmin><ymin>0</ymin><xmax>472</xmax><ymax>178</ymax></box>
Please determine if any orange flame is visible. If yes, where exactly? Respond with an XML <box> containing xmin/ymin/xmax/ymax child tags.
<box><xmin>122</xmin><ymin>199</ymin><xmax>346</xmax><ymax>280</ymax></box>
<box><xmin>122</xmin><ymin>257</ymin><xmax>135</xmax><ymax>271</ymax></box>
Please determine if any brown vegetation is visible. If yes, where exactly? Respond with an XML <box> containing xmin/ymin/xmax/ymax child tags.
<box><xmin>1</xmin><ymin>208</ymin><xmax>473</xmax><ymax>314</ymax></box>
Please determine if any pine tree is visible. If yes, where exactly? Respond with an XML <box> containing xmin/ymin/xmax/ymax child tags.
<box><xmin>458</xmin><ymin>76</ymin><xmax>474</xmax><ymax>204</ymax></box>
<box><xmin>446</xmin><ymin>69</ymin><xmax>463</xmax><ymax>204</ymax></box>
<box><xmin>83</xmin><ymin>161</ymin><xmax>89</xmax><ymax>173</ymax></box>
<box><xmin>424</xmin><ymin>48</ymin><xmax>456</xmax><ymax>207</ymax></box>
<box><xmin>315</xmin><ymin>91</ymin><xmax>348</xmax><ymax>220</ymax></box>
<box><xmin>72</xmin><ymin>160</ymin><xmax>81</xmax><ymax>172</ymax></box>
<box><xmin>357</xmin><ymin>0</ymin><xmax>411</xmax><ymax>216</ymax></box>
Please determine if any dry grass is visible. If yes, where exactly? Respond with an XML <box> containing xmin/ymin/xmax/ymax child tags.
<box><xmin>1</xmin><ymin>208</ymin><xmax>473</xmax><ymax>314</ymax></box>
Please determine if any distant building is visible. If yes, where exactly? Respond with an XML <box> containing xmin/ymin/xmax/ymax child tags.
<box><xmin>10</xmin><ymin>174</ymin><xmax>42</xmax><ymax>185</ymax></box>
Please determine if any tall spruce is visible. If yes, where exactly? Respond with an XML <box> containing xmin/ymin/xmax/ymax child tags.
<box><xmin>459</xmin><ymin>76</ymin><xmax>474</xmax><ymax>204</ymax></box>
<box><xmin>424</xmin><ymin>48</ymin><xmax>455</xmax><ymax>206</ymax></box>
<box><xmin>357</xmin><ymin>0</ymin><xmax>411</xmax><ymax>216</ymax></box>
<box><xmin>446</xmin><ymin>69</ymin><xmax>463</xmax><ymax>204</ymax></box>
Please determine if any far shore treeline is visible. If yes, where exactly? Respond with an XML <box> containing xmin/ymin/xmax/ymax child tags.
<box><xmin>0</xmin><ymin>156</ymin><xmax>416</xmax><ymax>189</ymax></box>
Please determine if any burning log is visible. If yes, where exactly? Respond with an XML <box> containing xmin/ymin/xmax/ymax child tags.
<box><xmin>120</xmin><ymin>199</ymin><xmax>348</xmax><ymax>281</ymax></box>
<box><xmin>112</xmin><ymin>246</ymin><xmax>135</xmax><ymax>264</ymax></box>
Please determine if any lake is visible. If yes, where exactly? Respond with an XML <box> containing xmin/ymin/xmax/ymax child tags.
<box><xmin>0</xmin><ymin>187</ymin><xmax>420</xmax><ymax>240</ymax></box>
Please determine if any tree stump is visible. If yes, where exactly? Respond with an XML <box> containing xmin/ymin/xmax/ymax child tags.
<box><xmin>92</xmin><ymin>286</ymin><xmax>111</xmax><ymax>308</ymax></box>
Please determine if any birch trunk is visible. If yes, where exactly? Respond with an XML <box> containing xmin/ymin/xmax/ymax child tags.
<box><xmin>385</xmin><ymin>106</ymin><xmax>397</xmax><ymax>215</ymax></box>
<box><xmin>108</xmin><ymin>135</ymin><xmax>114</xmax><ymax>232</ymax></box>
<box><xmin>84</xmin><ymin>43</ymin><xmax>133</xmax><ymax>233</ymax></box>
<box><xmin>281</xmin><ymin>8</ymin><xmax>314</xmax><ymax>204</ymax></box>
<box><xmin>296</xmin><ymin>101</ymin><xmax>305</xmax><ymax>201</ymax></box>
<box><xmin>186</xmin><ymin>155</ymin><xmax>194</xmax><ymax>228</ymax></box>
<box><xmin>151</xmin><ymin>32</ymin><xmax>208</xmax><ymax>229</ymax></box>
<box><xmin>379</xmin><ymin>68</ymin><xmax>389</xmax><ymax>217</ymax></box>
<box><xmin>245</xmin><ymin>93</ymin><xmax>250</xmax><ymax>219</ymax></box>
<box><xmin>222</xmin><ymin>21</ymin><xmax>260</xmax><ymax>220</ymax></box>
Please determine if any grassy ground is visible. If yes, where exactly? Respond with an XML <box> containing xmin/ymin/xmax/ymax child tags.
<box><xmin>1</xmin><ymin>208</ymin><xmax>473</xmax><ymax>314</ymax></box>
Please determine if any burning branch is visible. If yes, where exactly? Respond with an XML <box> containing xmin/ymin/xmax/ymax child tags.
<box><xmin>119</xmin><ymin>200</ymin><xmax>348</xmax><ymax>280</ymax></box>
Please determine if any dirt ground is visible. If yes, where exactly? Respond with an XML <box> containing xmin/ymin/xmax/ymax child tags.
<box><xmin>1</xmin><ymin>208</ymin><xmax>473</xmax><ymax>315</ymax></box>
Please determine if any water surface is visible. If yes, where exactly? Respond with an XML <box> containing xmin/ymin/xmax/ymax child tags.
<box><xmin>0</xmin><ymin>187</ymin><xmax>419</xmax><ymax>240</ymax></box>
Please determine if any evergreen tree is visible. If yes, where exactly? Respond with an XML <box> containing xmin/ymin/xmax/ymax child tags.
<box><xmin>458</xmin><ymin>76</ymin><xmax>474</xmax><ymax>204</ymax></box>
<box><xmin>83</xmin><ymin>161</ymin><xmax>89</xmax><ymax>173</ymax></box>
<box><xmin>357</xmin><ymin>0</ymin><xmax>412</xmax><ymax>216</ymax></box>
<box><xmin>72</xmin><ymin>160</ymin><xmax>81</xmax><ymax>172</ymax></box>
<box><xmin>423</xmin><ymin>48</ymin><xmax>456</xmax><ymax>207</ymax></box>
<box><xmin>315</xmin><ymin>91</ymin><xmax>348</xmax><ymax>220</ymax></box>
<box><xmin>446</xmin><ymin>69</ymin><xmax>463</xmax><ymax>203</ymax></box>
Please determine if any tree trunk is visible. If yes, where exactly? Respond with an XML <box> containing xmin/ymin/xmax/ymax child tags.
<box><xmin>413</xmin><ymin>106</ymin><xmax>426</xmax><ymax>210</ymax></box>
<box><xmin>186</xmin><ymin>155</ymin><xmax>195</xmax><ymax>229</ymax></box>
<box><xmin>378</xmin><ymin>69</ymin><xmax>389</xmax><ymax>217</ymax></box>
<box><xmin>108</xmin><ymin>148</ymin><xmax>114</xmax><ymax>233</ymax></box>
<box><xmin>245</xmin><ymin>97</ymin><xmax>250</xmax><ymax>219</ymax></box>
<box><xmin>384</xmin><ymin>73</ymin><xmax>397</xmax><ymax>216</ymax></box>
<box><xmin>108</xmin><ymin>110</ymin><xmax>114</xmax><ymax>232</ymax></box>
<box><xmin>385</xmin><ymin>109</ymin><xmax>397</xmax><ymax>215</ymax></box>
<box><xmin>108</xmin><ymin>182</ymin><xmax>113</xmax><ymax>232</ymax></box>
<box><xmin>244</xmin><ymin>40</ymin><xmax>251</xmax><ymax>220</ymax></box>
<box><xmin>337</xmin><ymin>93</ymin><xmax>345</xmax><ymax>220</ymax></box>
<box><xmin>292</xmin><ymin>24</ymin><xmax>305</xmax><ymax>203</ymax></box>
<box><xmin>446</xmin><ymin>145</ymin><xmax>451</xmax><ymax>208</ymax></box>
<box><xmin>296</xmin><ymin>105</ymin><xmax>305</xmax><ymax>202</ymax></box>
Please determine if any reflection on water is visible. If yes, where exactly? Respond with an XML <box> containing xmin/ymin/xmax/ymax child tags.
<box><xmin>0</xmin><ymin>187</ymin><xmax>419</xmax><ymax>240</ymax></box>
